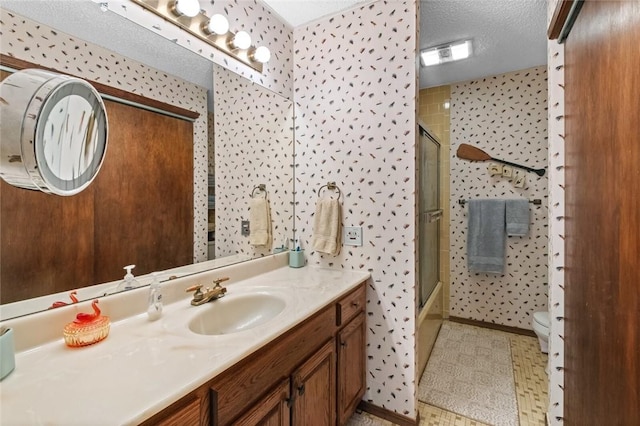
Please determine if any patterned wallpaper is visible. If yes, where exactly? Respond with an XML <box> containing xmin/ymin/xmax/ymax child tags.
<box><xmin>547</xmin><ymin>12</ymin><xmax>566</xmax><ymax>425</ymax></box>
<box><xmin>294</xmin><ymin>0</ymin><xmax>419</xmax><ymax>418</ymax></box>
<box><xmin>104</xmin><ymin>0</ymin><xmax>293</xmax><ymax>100</ymax></box>
<box><xmin>449</xmin><ymin>66</ymin><xmax>549</xmax><ymax>329</ymax></box>
<box><xmin>213</xmin><ymin>65</ymin><xmax>294</xmax><ymax>258</ymax></box>
<box><xmin>0</xmin><ymin>10</ymin><xmax>209</xmax><ymax>262</ymax></box>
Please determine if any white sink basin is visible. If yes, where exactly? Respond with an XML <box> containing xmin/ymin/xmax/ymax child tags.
<box><xmin>188</xmin><ymin>293</ymin><xmax>286</xmax><ymax>335</ymax></box>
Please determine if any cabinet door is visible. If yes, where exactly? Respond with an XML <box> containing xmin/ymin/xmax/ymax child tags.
<box><xmin>337</xmin><ymin>313</ymin><xmax>366</xmax><ymax>425</ymax></box>
<box><xmin>232</xmin><ymin>379</ymin><xmax>291</xmax><ymax>426</ymax></box>
<box><xmin>291</xmin><ymin>339</ymin><xmax>336</xmax><ymax>426</ymax></box>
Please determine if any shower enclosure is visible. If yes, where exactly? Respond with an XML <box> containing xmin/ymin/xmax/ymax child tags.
<box><xmin>418</xmin><ymin>125</ymin><xmax>441</xmax><ymax>308</ymax></box>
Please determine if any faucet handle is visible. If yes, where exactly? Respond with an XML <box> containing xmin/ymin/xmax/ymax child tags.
<box><xmin>186</xmin><ymin>284</ymin><xmax>203</xmax><ymax>293</ymax></box>
<box><xmin>212</xmin><ymin>277</ymin><xmax>230</xmax><ymax>287</ymax></box>
<box><xmin>186</xmin><ymin>284</ymin><xmax>205</xmax><ymax>303</ymax></box>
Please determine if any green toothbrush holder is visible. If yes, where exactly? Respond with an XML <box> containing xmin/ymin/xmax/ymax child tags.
<box><xmin>289</xmin><ymin>250</ymin><xmax>305</xmax><ymax>268</ymax></box>
<box><xmin>0</xmin><ymin>327</ymin><xmax>16</xmax><ymax>381</ymax></box>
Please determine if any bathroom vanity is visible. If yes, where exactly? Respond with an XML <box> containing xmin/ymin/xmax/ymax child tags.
<box><xmin>143</xmin><ymin>282</ymin><xmax>365</xmax><ymax>425</ymax></box>
<box><xmin>0</xmin><ymin>254</ymin><xmax>369</xmax><ymax>425</ymax></box>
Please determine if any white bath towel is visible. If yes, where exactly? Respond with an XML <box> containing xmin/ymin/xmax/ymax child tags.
<box><xmin>249</xmin><ymin>197</ymin><xmax>271</xmax><ymax>248</ymax></box>
<box><xmin>312</xmin><ymin>197</ymin><xmax>341</xmax><ymax>256</ymax></box>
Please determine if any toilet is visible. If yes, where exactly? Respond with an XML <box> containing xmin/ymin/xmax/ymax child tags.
<box><xmin>532</xmin><ymin>311</ymin><xmax>550</xmax><ymax>354</ymax></box>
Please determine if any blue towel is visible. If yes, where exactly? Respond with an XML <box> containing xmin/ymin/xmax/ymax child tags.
<box><xmin>505</xmin><ymin>199</ymin><xmax>529</xmax><ymax>236</ymax></box>
<box><xmin>467</xmin><ymin>199</ymin><xmax>506</xmax><ymax>274</ymax></box>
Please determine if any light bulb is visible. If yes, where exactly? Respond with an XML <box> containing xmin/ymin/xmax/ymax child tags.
<box><xmin>173</xmin><ymin>0</ymin><xmax>200</xmax><ymax>18</ymax></box>
<box><xmin>232</xmin><ymin>31</ymin><xmax>251</xmax><ymax>50</ymax></box>
<box><xmin>252</xmin><ymin>46</ymin><xmax>271</xmax><ymax>64</ymax></box>
<box><xmin>451</xmin><ymin>40</ymin><xmax>471</xmax><ymax>60</ymax></box>
<box><xmin>204</xmin><ymin>14</ymin><xmax>229</xmax><ymax>35</ymax></box>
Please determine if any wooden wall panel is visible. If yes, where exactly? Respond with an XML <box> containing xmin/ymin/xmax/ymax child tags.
<box><xmin>564</xmin><ymin>1</ymin><xmax>640</xmax><ymax>423</ymax></box>
<box><xmin>0</xmin><ymin>181</ymin><xmax>95</xmax><ymax>304</ymax></box>
<box><xmin>0</xmin><ymin>70</ymin><xmax>94</xmax><ymax>303</ymax></box>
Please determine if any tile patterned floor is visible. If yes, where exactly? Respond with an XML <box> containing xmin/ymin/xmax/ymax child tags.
<box><xmin>348</xmin><ymin>322</ymin><xmax>548</xmax><ymax>426</ymax></box>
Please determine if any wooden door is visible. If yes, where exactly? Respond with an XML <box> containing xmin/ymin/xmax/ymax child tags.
<box><xmin>563</xmin><ymin>1</ymin><xmax>640</xmax><ymax>423</ymax></box>
<box><xmin>336</xmin><ymin>313</ymin><xmax>366</xmax><ymax>425</ymax></box>
<box><xmin>291</xmin><ymin>339</ymin><xmax>336</xmax><ymax>426</ymax></box>
<box><xmin>92</xmin><ymin>100</ymin><xmax>193</xmax><ymax>282</ymax></box>
<box><xmin>232</xmin><ymin>379</ymin><xmax>291</xmax><ymax>426</ymax></box>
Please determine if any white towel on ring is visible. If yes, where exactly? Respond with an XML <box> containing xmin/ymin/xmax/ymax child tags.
<box><xmin>312</xmin><ymin>197</ymin><xmax>341</xmax><ymax>256</ymax></box>
<box><xmin>249</xmin><ymin>197</ymin><xmax>271</xmax><ymax>248</ymax></box>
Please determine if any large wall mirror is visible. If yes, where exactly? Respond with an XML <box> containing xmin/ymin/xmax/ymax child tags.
<box><xmin>0</xmin><ymin>2</ymin><xmax>294</xmax><ymax>321</ymax></box>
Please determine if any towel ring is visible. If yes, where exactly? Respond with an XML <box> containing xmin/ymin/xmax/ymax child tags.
<box><xmin>251</xmin><ymin>184</ymin><xmax>267</xmax><ymax>198</ymax></box>
<box><xmin>317</xmin><ymin>181</ymin><xmax>341</xmax><ymax>200</ymax></box>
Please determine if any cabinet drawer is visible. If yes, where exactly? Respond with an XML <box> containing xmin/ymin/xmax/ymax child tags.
<box><xmin>336</xmin><ymin>285</ymin><xmax>365</xmax><ymax>327</ymax></box>
<box><xmin>154</xmin><ymin>395</ymin><xmax>201</xmax><ymax>426</ymax></box>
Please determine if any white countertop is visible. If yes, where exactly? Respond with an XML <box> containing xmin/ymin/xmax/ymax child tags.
<box><xmin>0</xmin><ymin>263</ymin><xmax>369</xmax><ymax>426</ymax></box>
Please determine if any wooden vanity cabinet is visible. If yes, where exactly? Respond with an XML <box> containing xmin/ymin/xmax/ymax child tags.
<box><xmin>336</xmin><ymin>313</ymin><xmax>366</xmax><ymax>425</ymax></box>
<box><xmin>232</xmin><ymin>379</ymin><xmax>291</xmax><ymax>426</ymax></box>
<box><xmin>291</xmin><ymin>340</ymin><xmax>336</xmax><ymax>425</ymax></box>
<box><xmin>142</xmin><ymin>283</ymin><xmax>365</xmax><ymax>426</ymax></box>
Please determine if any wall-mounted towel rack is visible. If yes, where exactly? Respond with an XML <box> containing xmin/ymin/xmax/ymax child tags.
<box><xmin>458</xmin><ymin>198</ymin><xmax>542</xmax><ymax>206</ymax></box>
<box><xmin>251</xmin><ymin>184</ymin><xmax>267</xmax><ymax>198</ymax></box>
<box><xmin>317</xmin><ymin>181</ymin><xmax>341</xmax><ymax>200</ymax></box>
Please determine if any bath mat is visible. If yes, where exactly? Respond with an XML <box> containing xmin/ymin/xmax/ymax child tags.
<box><xmin>418</xmin><ymin>321</ymin><xmax>518</xmax><ymax>426</ymax></box>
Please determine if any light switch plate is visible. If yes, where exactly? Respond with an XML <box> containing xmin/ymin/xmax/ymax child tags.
<box><xmin>344</xmin><ymin>226</ymin><xmax>363</xmax><ymax>246</ymax></box>
<box><xmin>241</xmin><ymin>220</ymin><xmax>250</xmax><ymax>236</ymax></box>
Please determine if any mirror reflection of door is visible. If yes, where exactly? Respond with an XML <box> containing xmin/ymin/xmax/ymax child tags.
<box><xmin>0</xmin><ymin>75</ymin><xmax>194</xmax><ymax>304</ymax></box>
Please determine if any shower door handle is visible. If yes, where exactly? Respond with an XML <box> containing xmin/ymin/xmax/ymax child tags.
<box><xmin>426</xmin><ymin>210</ymin><xmax>442</xmax><ymax>223</ymax></box>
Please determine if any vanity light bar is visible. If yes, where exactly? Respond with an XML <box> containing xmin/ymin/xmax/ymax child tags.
<box><xmin>131</xmin><ymin>0</ymin><xmax>269</xmax><ymax>73</ymax></box>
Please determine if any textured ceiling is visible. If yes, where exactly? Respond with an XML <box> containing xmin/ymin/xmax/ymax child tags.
<box><xmin>1</xmin><ymin>1</ymin><xmax>214</xmax><ymax>108</ymax></box>
<box><xmin>261</xmin><ymin>0</ymin><xmax>370</xmax><ymax>27</ymax></box>
<box><xmin>1</xmin><ymin>1</ymin><xmax>548</xmax><ymax>96</ymax></box>
<box><xmin>419</xmin><ymin>0</ymin><xmax>547</xmax><ymax>88</ymax></box>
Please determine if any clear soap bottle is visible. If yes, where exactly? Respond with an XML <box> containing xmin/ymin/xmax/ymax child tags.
<box><xmin>116</xmin><ymin>264</ymin><xmax>140</xmax><ymax>292</ymax></box>
<box><xmin>147</xmin><ymin>273</ymin><xmax>163</xmax><ymax>321</ymax></box>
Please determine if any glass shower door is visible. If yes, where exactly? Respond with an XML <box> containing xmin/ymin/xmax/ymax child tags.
<box><xmin>418</xmin><ymin>126</ymin><xmax>441</xmax><ymax>308</ymax></box>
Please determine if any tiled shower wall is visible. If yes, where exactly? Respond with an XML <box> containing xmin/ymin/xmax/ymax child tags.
<box><xmin>418</xmin><ymin>86</ymin><xmax>451</xmax><ymax>316</ymax></box>
<box><xmin>0</xmin><ymin>10</ymin><xmax>209</xmax><ymax>262</ymax></box>
<box><xmin>449</xmin><ymin>66</ymin><xmax>549</xmax><ymax>330</ymax></box>
<box><xmin>293</xmin><ymin>0</ymin><xmax>419</xmax><ymax>418</ymax></box>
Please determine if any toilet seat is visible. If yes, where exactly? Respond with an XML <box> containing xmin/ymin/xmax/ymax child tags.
<box><xmin>533</xmin><ymin>311</ymin><xmax>550</xmax><ymax>330</ymax></box>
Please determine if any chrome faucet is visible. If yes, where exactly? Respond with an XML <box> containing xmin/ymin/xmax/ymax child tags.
<box><xmin>186</xmin><ymin>277</ymin><xmax>229</xmax><ymax>306</ymax></box>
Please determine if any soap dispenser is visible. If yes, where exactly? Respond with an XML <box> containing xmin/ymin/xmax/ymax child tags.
<box><xmin>117</xmin><ymin>265</ymin><xmax>140</xmax><ymax>292</ymax></box>
<box><xmin>147</xmin><ymin>273</ymin><xmax>163</xmax><ymax>321</ymax></box>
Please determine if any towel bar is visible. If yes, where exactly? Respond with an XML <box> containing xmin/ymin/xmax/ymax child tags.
<box><xmin>458</xmin><ymin>198</ymin><xmax>542</xmax><ymax>206</ymax></box>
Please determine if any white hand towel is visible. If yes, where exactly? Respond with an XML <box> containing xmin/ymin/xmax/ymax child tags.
<box><xmin>249</xmin><ymin>197</ymin><xmax>272</xmax><ymax>248</ymax></box>
<box><xmin>312</xmin><ymin>198</ymin><xmax>341</xmax><ymax>256</ymax></box>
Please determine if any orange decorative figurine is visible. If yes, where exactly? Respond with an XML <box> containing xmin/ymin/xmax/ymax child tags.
<box><xmin>63</xmin><ymin>300</ymin><xmax>110</xmax><ymax>347</ymax></box>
